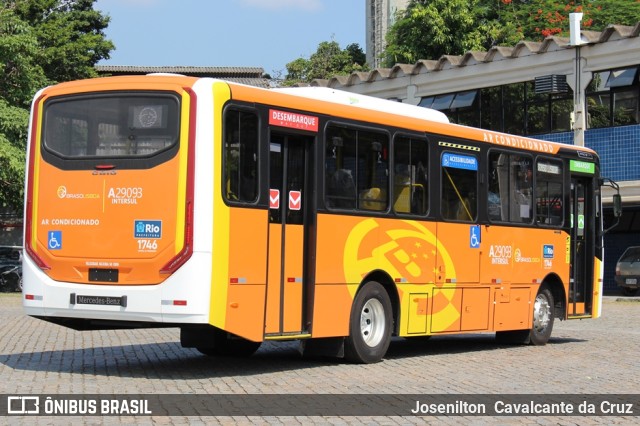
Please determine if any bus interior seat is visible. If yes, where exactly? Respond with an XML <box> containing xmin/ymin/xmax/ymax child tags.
<box><xmin>327</xmin><ymin>168</ymin><xmax>356</xmax><ymax>208</ymax></box>
<box><xmin>360</xmin><ymin>187</ymin><xmax>386</xmax><ymax>211</ymax></box>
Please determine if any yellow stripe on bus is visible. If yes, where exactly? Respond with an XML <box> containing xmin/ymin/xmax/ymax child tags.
<box><xmin>210</xmin><ymin>82</ymin><xmax>232</xmax><ymax>328</ymax></box>
<box><xmin>31</xmin><ymin>99</ymin><xmax>45</xmax><ymax>253</ymax></box>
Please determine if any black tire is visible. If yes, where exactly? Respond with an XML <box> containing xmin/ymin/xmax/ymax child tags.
<box><xmin>0</xmin><ymin>275</ymin><xmax>13</xmax><ymax>293</ymax></box>
<box><xmin>529</xmin><ymin>286</ymin><xmax>555</xmax><ymax>345</ymax></box>
<box><xmin>7</xmin><ymin>272</ymin><xmax>21</xmax><ymax>293</ymax></box>
<box><xmin>196</xmin><ymin>328</ymin><xmax>261</xmax><ymax>357</ymax></box>
<box><xmin>344</xmin><ymin>281</ymin><xmax>392</xmax><ymax>363</ymax></box>
<box><xmin>622</xmin><ymin>287</ymin><xmax>639</xmax><ymax>297</ymax></box>
<box><xmin>496</xmin><ymin>285</ymin><xmax>554</xmax><ymax>345</ymax></box>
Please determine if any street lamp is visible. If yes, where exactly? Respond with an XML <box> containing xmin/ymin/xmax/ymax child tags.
<box><xmin>570</xmin><ymin>12</ymin><xmax>585</xmax><ymax>146</ymax></box>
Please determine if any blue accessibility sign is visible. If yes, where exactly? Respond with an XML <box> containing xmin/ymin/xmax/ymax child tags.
<box><xmin>48</xmin><ymin>230</ymin><xmax>62</xmax><ymax>250</ymax></box>
<box><xmin>470</xmin><ymin>225</ymin><xmax>481</xmax><ymax>249</ymax></box>
<box><xmin>442</xmin><ymin>153</ymin><xmax>478</xmax><ymax>171</ymax></box>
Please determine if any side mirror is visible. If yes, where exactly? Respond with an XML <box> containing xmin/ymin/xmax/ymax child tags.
<box><xmin>601</xmin><ymin>178</ymin><xmax>621</xmax><ymax>233</ymax></box>
<box><xmin>612</xmin><ymin>193</ymin><xmax>622</xmax><ymax>218</ymax></box>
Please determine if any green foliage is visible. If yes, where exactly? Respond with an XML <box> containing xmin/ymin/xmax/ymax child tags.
<box><xmin>0</xmin><ymin>98</ymin><xmax>28</xmax><ymax>208</ymax></box>
<box><xmin>282</xmin><ymin>41</ymin><xmax>368</xmax><ymax>86</ymax></box>
<box><xmin>383</xmin><ymin>0</ymin><xmax>640</xmax><ymax>66</ymax></box>
<box><xmin>0</xmin><ymin>7</ymin><xmax>49</xmax><ymax>108</ymax></box>
<box><xmin>383</xmin><ymin>0</ymin><xmax>517</xmax><ymax>66</ymax></box>
<box><xmin>0</xmin><ymin>0</ymin><xmax>114</xmax><ymax>212</ymax></box>
<box><xmin>500</xmin><ymin>0</ymin><xmax>640</xmax><ymax>40</ymax></box>
<box><xmin>14</xmin><ymin>0</ymin><xmax>114</xmax><ymax>82</ymax></box>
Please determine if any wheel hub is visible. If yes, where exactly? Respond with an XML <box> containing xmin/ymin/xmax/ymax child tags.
<box><xmin>360</xmin><ymin>298</ymin><xmax>386</xmax><ymax>347</ymax></box>
<box><xmin>533</xmin><ymin>293</ymin><xmax>551</xmax><ymax>332</ymax></box>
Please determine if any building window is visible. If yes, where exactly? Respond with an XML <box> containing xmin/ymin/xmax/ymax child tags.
<box><xmin>587</xmin><ymin>66</ymin><xmax>640</xmax><ymax>128</ymax></box>
<box><xmin>423</xmin><ymin>91</ymin><xmax>479</xmax><ymax>127</ymax></box>
<box><xmin>420</xmin><ymin>82</ymin><xmax>573</xmax><ymax>136</ymax></box>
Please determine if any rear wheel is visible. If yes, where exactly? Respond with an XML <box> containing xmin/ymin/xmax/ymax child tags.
<box><xmin>344</xmin><ymin>281</ymin><xmax>392</xmax><ymax>363</ymax></box>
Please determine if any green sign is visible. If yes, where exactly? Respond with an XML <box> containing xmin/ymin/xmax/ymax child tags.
<box><xmin>570</xmin><ymin>160</ymin><xmax>595</xmax><ymax>174</ymax></box>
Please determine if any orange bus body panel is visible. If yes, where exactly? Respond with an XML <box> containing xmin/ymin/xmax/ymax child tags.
<box><xmin>29</xmin><ymin>76</ymin><xmax>197</xmax><ymax>285</ymax></box>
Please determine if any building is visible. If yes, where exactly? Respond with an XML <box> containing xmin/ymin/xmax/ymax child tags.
<box><xmin>316</xmin><ymin>20</ymin><xmax>640</xmax><ymax>293</ymax></box>
<box><xmin>366</xmin><ymin>0</ymin><xmax>410</xmax><ymax>68</ymax></box>
<box><xmin>95</xmin><ymin>65</ymin><xmax>270</xmax><ymax>88</ymax></box>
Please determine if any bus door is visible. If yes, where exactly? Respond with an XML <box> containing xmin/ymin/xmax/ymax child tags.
<box><xmin>569</xmin><ymin>175</ymin><xmax>594</xmax><ymax>316</ymax></box>
<box><xmin>265</xmin><ymin>132</ymin><xmax>314</xmax><ymax>336</ymax></box>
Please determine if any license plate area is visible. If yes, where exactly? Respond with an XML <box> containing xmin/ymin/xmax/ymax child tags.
<box><xmin>625</xmin><ymin>278</ymin><xmax>638</xmax><ymax>285</ymax></box>
<box><xmin>89</xmin><ymin>268</ymin><xmax>119</xmax><ymax>283</ymax></box>
<box><xmin>71</xmin><ymin>293</ymin><xmax>127</xmax><ymax>307</ymax></box>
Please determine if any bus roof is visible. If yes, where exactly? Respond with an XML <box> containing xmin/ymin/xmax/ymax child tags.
<box><xmin>274</xmin><ymin>86</ymin><xmax>450</xmax><ymax>124</ymax></box>
<box><xmin>37</xmin><ymin>76</ymin><xmax>598</xmax><ymax>159</ymax></box>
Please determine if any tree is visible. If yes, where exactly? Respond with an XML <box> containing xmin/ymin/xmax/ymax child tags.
<box><xmin>14</xmin><ymin>0</ymin><xmax>113</xmax><ymax>82</ymax></box>
<box><xmin>500</xmin><ymin>0</ymin><xmax>640</xmax><ymax>40</ymax></box>
<box><xmin>0</xmin><ymin>7</ymin><xmax>48</xmax><ymax>109</ymax></box>
<box><xmin>282</xmin><ymin>40</ymin><xmax>368</xmax><ymax>86</ymax></box>
<box><xmin>0</xmin><ymin>0</ymin><xmax>113</xmax><ymax>211</ymax></box>
<box><xmin>383</xmin><ymin>0</ymin><xmax>515</xmax><ymax>66</ymax></box>
<box><xmin>0</xmin><ymin>6</ymin><xmax>45</xmax><ymax>209</ymax></box>
<box><xmin>383</xmin><ymin>0</ymin><xmax>640</xmax><ymax>67</ymax></box>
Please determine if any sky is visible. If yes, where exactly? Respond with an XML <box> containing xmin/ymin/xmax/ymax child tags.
<box><xmin>94</xmin><ymin>0</ymin><xmax>366</xmax><ymax>77</ymax></box>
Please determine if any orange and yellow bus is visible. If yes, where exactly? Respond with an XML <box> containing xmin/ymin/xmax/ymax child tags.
<box><xmin>23</xmin><ymin>75</ymin><xmax>616</xmax><ymax>363</ymax></box>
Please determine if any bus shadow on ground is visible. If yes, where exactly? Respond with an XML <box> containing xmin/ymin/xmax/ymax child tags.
<box><xmin>0</xmin><ymin>334</ymin><xmax>586</xmax><ymax>380</ymax></box>
<box><xmin>385</xmin><ymin>334</ymin><xmax>586</xmax><ymax>360</ymax></box>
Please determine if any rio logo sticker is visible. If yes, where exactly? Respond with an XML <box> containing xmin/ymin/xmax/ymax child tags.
<box><xmin>134</xmin><ymin>220</ymin><xmax>162</xmax><ymax>239</ymax></box>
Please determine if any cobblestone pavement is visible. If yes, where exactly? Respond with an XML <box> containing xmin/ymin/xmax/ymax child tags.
<box><xmin>0</xmin><ymin>293</ymin><xmax>638</xmax><ymax>425</ymax></box>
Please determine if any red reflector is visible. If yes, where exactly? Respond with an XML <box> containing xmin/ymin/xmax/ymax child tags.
<box><xmin>230</xmin><ymin>278</ymin><xmax>239</xmax><ymax>284</ymax></box>
<box><xmin>95</xmin><ymin>164</ymin><xmax>115</xmax><ymax>170</ymax></box>
<box><xmin>173</xmin><ymin>300</ymin><xmax>187</xmax><ymax>306</ymax></box>
<box><xmin>25</xmin><ymin>294</ymin><xmax>35</xmax><ymax>300</ymax></box>
<box><xmin>287</xmin><ymin>277</ymin><xmax>295</xmax><ymax>282</ymax></box>
<box><xmin>395</xmin><ymin>278</ymin><xmax>402</xmax><ymax>283</ymax></box>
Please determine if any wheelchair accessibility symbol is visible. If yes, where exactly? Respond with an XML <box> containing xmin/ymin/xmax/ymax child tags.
<box><xmin>470</xmin><ymin>225</ymin><xmax>481</xmax><ymax>249</ymax></box>
<box><xmin>48</xmin><ymin>231</ymin><xmax>62</xmax><ymax>250</ymax></box>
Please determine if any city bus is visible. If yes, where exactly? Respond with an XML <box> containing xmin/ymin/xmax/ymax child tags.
<box><xmin>23</xmin><ymin>75</ymin><xmax>618</xmax><ymax>363</ymax></box>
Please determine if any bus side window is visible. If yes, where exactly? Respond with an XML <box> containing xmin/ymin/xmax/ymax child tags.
<box><xmin>536</xmin><ymin>159</ymin><xmax>563</xmax><ymax>226</ymax></box>
<box><xmin>441</xmin><ymin>152</ymin><xmax>477</xmax><ymax>222</ymax></box>
<box><xmin>357</xmin><ymin>131</ymin><xmax>389</xmax><ymax>211</ymax></box>
<box><xmin>325</xmin><ymin>129</ymin><xmax>357</xmax><ymax>209</ymax></box>
<box><xmin>510</xmin><ymin>155</ymin><xmax>533</xmax><ymax>223</ymax></box>
<box><xmin>393</xmin><ymin>135</ymin><xmax>428</xmax><ymax>215</ymax></box>
<box><xmin>223</xmin><ymin>109</ymin><xmax>258</xmax><ymax>203</ymax></box>
<box><xmin>324</xmin><ymin>126</ymin><xmax>389</xmax><ymax>211</ymax></box>
<box><xmin>488</xmin><ymin>152</ymin><xmax>508</xmax><ymax>221</ymax></box>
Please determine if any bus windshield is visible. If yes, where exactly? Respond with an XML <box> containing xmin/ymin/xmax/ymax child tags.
<box><xmin>43</xmin><ymin>93</ymin><xmax>180</xmax><ymax>158</ymax></box>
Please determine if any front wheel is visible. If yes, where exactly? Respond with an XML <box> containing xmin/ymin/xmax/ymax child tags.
<box><xmin>529</xmin><ymin>286</ymin><xmax>555</xmax><ymax>345</ymax></box>
<box><xmin>344</xmin><ymin>281</ymin><xmax>392</xmax><ymax>363</ymax></box>
<box><xmin>496</xmin><ymin>285</ymin><xmax>554</xmax><ymax>345</ymax></box>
